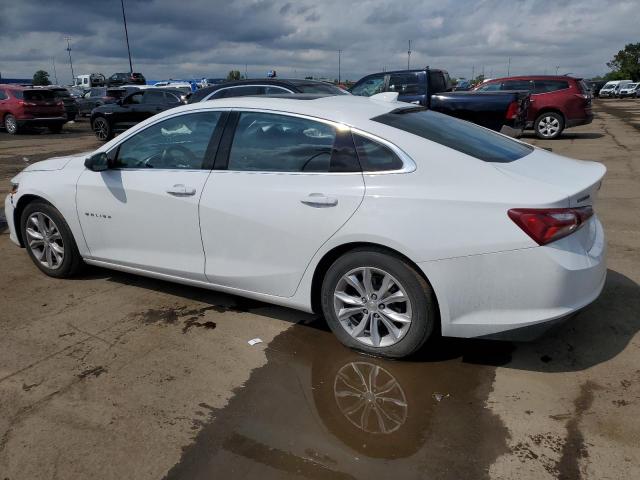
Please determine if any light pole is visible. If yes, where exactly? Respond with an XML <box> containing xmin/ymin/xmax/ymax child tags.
<box><xmin>51</xmin><ymin>57</ymin><xmax>58</xmax><ymax>84</ymax></box>
<box><xmin>507</xmin><ymin>56</ymin><xmax>511</xmax><ymax>76</ymax></box>
<box><xmin>121</xmin><ymin>0</ymin><xmax>133</xmax><ymax>73</ymax></box>
<box><xmin>556</xmin><ymin>65</ymin><xmax>560</xmax><ymax>75</ymax></box>
<box><xmin>407</xmin><ymin>40</ymin><xmax>412</xmax><ymax>70</ymax></box>
<box><xmin>338</xmin><ymin>49</ymin><xmax>342</xmax><ymax>84</ymax></box>
<box><xmin>65</xmin><ymin>36</ymin><xmax>75</xmax><ymax>83</ymax></box>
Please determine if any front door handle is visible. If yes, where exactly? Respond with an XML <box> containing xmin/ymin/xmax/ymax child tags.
<box><xmin>166</xmin><ymin>184</ymin><xmax>196</xmax><ymax>197</ymax></box>
<box><xmin>301</xmin><ymin>193</ymin><xmax>338</xmax><ymax>208</ymax></box>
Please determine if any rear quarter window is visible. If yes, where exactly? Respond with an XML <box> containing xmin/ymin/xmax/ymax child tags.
<box><xmin>372</xmin><ymin>108</ymin><xmax>533</xmax><ymax>163</ymax></box>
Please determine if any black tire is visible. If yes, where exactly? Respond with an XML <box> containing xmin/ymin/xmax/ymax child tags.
<box><xmin>534</xmin><ymin>111</ymin><xmax>565</xmax><ymax>139</ymax></box>
<box><xmin>321</xmin><ymin>248</ymin><xmax>437</xmax><ymax>358</ymax></box>
<box><xmin>20</xmin><ymin>201</ymin><xmax>83</xmax><ymax>278</ymax></box>
<box><xmin>92</xmin><ymin>116</ymin><xmax>113</xmax><ymax>141</ymax></box>
<box><xmin>4</xmin><ymin>114</ymin><xmax>19</xmax><ymax>134</ymax></box>
<box><xmin>48</xmin><ymin>123</ymin><xmax>63</xmax><ymax>134</ymax></box>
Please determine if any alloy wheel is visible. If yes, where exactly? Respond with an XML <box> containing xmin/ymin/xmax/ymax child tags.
<box><xmin>93</xmin><ymin>118</ymin><xmax>109</xmax><ymax>140</ymax></box>
<box><xmin>26</xmin><ymin>212</ymin><xmax>65</xmax><ymax>270</ymax></box>
<box><xmin>333</xmin><ymin>267</ymin><xmax>413</xmax><ymax>348</ymax></box>
<box><xmin>334</xmin><ymin>361</ymin><xmax>408</xmax><ymax>434</ymax></box>
<box><xmin>537</xmin><ymin>115</ymin><xmax>560</xmax><ymax>138</ymax></box>
<box><xmin>5</xmin><ymin>115</ymin><xmax>17</xmax><ymax>134</ymax></box>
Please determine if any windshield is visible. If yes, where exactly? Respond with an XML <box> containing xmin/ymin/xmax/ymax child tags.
<box><xmin>372</xmin><ymin>108</ymin><xmax>533</xmax><ymax>163</ymax></box>
<box><xmin>295</xmin><ymin>83</ymin><xmax>348</xmax><ymax>95</ymax></box>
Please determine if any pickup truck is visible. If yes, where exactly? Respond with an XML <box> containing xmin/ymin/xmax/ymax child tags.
<box><xmin>350</xmin><ymin>68</ymin><xmax>529</xmax><ymax>137</ymax></box>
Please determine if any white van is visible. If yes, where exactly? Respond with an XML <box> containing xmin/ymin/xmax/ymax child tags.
<box><xmin>73</xmin><ymin>73</ymin><xmax>105</xmax><ymax>90</ymax></box>
<box><xmin>599</xmin><ymin>80</ymin><xmax>632</xmax><ymax>98</ymax></box>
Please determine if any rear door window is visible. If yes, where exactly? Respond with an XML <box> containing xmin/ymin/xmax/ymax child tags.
<box><xmin>0</xmin><ymin>90</ymin><xmax>7</xmax><ymax>100</ymax></box>
<box><xmin>501</xmin><ymin>80</ymin><xmax>533</xmax><ymax>91</ymax></box>
<box><xmin>217</xmin><ymin>86</ymin><xmax>263</xmax><ymax>99</ymax></box>
<box><xmin>428</xmin><ymin>71</ymin><xmax>447</xmax><ymax>93</ymax></box>
<box><xmin>533</xmin><ymin>80</ymin><xmax>569</xmax><ymax>93</ymax></box>
<box><xmin>372</xmin><ymin>108</ymin><xmax>532</xmax><ymax>163</ymax></box>
<box><xmin>227</xmin><ymin>112</ymin><xmax>359</xmax><ymax>172</ymax></box>
<box><xmin>388</xmin><ymin>73</ymin><xmax>423</xmax><ymax>95</ymax></box>
<box><xmin>143</xmin><ymin>91</ymin><xmax>165</xmax><ymax>104</ymax></box>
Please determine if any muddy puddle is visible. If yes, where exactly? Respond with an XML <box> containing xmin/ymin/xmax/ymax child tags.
<box><xmin>164</xmin><ymin>319</ymin><xmax>514</xmax><ymax>480</ymax></box>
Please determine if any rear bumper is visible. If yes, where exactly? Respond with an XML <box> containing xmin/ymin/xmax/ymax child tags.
<box><xmin>566</xmin><ymin>113</ymin><xmax>593</xmax><ymax>128</ymax></box>
<box><xmin>418</xmin><ymin>217</ymin><xmax>606</xmax><ymax>339</ymax></box>
<box><xmin>17</xmin><ymin>117</ymin><xmax>67</xmax><ymax>127</ymax></box>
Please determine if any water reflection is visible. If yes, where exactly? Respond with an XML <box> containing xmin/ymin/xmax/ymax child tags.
<box><xmin>333</xmin><ymin>361</ymin><xmax>408</xmax><ymax>435</ymax></box>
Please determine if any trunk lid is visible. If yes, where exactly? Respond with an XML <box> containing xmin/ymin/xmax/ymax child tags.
<box><xmin>493</xmin><ymin>147</ymin><xmax>606</xmax><ymax>207</ymax></box>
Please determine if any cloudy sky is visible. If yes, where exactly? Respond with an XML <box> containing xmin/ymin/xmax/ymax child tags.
<box><xmin>0</xmin><ymin>0</ymin><xmax>637</xmax><ymax>83</ymax></box>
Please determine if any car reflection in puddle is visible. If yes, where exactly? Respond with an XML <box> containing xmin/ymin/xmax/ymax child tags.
<box><xmin>164</xmin><ymin>317</ymin><xmax>513</xmax><ymax>480</ymax></box>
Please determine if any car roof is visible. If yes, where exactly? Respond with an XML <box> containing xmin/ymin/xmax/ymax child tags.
<box><xmin>485</xmin><ymin>75</ymin><xmax>581</xmax><ymax>82</ymax></box>
<box><xmin>175</xmin><ymin>94</ymin><xmax>409</xmax><ymax>125</ymax></box>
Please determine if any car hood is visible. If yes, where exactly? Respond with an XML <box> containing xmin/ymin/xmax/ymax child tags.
<box><xmin>22</xmin><ymin>151</ymin><xmax>92</xmax><ymax>172</ymax></box>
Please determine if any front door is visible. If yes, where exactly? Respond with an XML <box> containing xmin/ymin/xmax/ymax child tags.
<box><xmin>76</xmin><ymin>110</ymin><xmax>225</xmax><ymax>280</ymax></box>
<box><xmin>200</xmin><ymin>111</ymin><xmax>365</xmax><ymax>297</ymax></box>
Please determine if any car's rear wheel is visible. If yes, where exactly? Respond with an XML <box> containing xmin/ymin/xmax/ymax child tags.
<box><xmin>321</xmin><ymin>248</ymin><xmax>436</xmax><ymax>358</ymax></box>
<box><xmin>4</xmin><ymin>114</ymin><xmax>19</xmax><ymax>135</ymax></box>
<box><xmin>20</xmin><ymin>201</ymin><xmax>83</xmax><ymax>278</ymax></box>
<box><xmin>93</xmin><ymin>117</ymin><xmax>113</xmax><ymax>141</ymax></box>
<box><xmin>534</xmin><ymin>112</ymin><xmax>564</xmax><ymax>139</ymax></box>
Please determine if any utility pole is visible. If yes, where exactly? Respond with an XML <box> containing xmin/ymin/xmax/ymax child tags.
<box><xmin>472</xmin><ymin>65</ymin><xmax>475</xmax><ymax>81</ymax></box>
<box><xmin>507</xmin><ymin>56</ymin><xmax>511</xmax><ymax>76</ymax></box>
<box><xmin>338</xmin><ymin>49</ymin><xmax>342</xmax><ymax>83</ymax></box>
<box><xmin>245</xmin><ymin>64</ymin><xmax>248</xmax><ymax>79</ymax></box>
<box><xmin>407</xmin><ymin>40</ymin><xmax>412</xmax><ymax>70</ymax></box>
<box><xmin>556</xmin><ymin>65</ymin><xmax>560</xmax><ymax>75</ymax></box>
<box><xmin>121</xmin><ymin>0</ymin><xmax>133</xmax><ymax>73</ymax></box>
<box><xmin>52</xmin><ymin>57</ymin><xmax>58</xmax><ymax>85</ymax></box>
<box><xmin>64</xmin><ymin>36</ymin><xmax>75</xmax><ymax>83</ymax></box>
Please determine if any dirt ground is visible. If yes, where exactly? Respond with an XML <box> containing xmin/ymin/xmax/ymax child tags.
<box><xmin>0</xmin><ymin>101</ymin><xmax>639</xmax><ymax>480</ymax></box>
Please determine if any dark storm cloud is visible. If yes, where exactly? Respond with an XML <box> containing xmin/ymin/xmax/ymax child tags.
<box><xmin>1</xmin><ymin>0</ymin><xmax>637</xmax><ymax>82</ymax></box>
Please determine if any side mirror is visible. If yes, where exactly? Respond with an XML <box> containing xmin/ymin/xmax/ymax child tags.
<box><xmin>84</xmin><ymin>152</ymin><xmax>110</xmax><ymax>172</ymax></box>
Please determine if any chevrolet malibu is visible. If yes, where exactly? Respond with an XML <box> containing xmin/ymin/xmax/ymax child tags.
<box><xmin>4</xmin><ymin>95</ymin><xmax>606</xmax><ymax>358</ymax></box>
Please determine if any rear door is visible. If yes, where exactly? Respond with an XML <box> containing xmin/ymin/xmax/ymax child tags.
<box><xmin>199</xmin><ymin>110</ymin><xmax>365</xmax><ymax>297</ymax></box>
<box><xmin>22</xmin><ymin>90</ymin><xmax>61</xmax><ymax>117</ymax></box>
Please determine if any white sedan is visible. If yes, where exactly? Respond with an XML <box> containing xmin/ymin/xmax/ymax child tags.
<box><xmin>4</xmin><ymin>94</ymin><xmax>606</xmax><ymax>358</ymax></box>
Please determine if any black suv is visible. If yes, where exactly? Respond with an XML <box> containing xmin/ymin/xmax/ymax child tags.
<box><xmin>90</xmin><ymin>88</ymin><xmax>186</xmax><ymax>141</ymax></box>
<box><xmin>47</xmin><ymin>86</ymin><xmax>79</xmax><ymax>121</ymax></box>
<box><xmin>189</xmin><ymin>78</ymin><xmax>347</xmax><ymax>103</ymax></box>
<box><xmin>106</xmin><ymin>72</ymin><xmax>146</xmax><ymax>86</ymax></box>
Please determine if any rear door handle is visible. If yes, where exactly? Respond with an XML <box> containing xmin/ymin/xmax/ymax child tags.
<box><xmin>301</xmin><ymin>193</ymin><xmax>338</xmax><ymax>208</ymax></box>
<box><xmin>166</xmin><ymin>184</ymin><xmax>196</xmax><ymax>196</ymax></box>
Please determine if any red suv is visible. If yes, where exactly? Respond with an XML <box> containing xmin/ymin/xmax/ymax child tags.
<box><xmin>0</xmin><ymin>85</ymin><xmax>66</xmax><ymax>134</ymax></box>
<box><xmin>473</xmin><ymin>75</ymin><xmax>592</xmax><ymax>139</ymax></box>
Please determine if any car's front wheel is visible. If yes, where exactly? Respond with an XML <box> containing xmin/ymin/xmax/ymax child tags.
<box><xmin>4</xmin><ymin>114</ymin><xmax>19</xmax><ymax>134</ymax></box>
<box><xmin>534</xmin><ymin>112</ymin><xmax>564</xmax><ymax>139</ymax></box>
<box><xmin>92</xmin><ymin>116</ymin><xmax>113</xmax><ymax>141</ymax></box>
<box><xmin>20</xmin><ymin>201</ymin><xmax>83</xmax><ymax>278</ymax></box>
<box><xmin>321</xmin><ymin>248</ymin><xmax>437</xmax><ymax>358</ymax></box>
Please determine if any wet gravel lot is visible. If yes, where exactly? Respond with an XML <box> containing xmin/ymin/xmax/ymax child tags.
<box><xmin>1</xmin><ymin>102</ymin><xmax>639</xmax><ymax>479</ymax></box>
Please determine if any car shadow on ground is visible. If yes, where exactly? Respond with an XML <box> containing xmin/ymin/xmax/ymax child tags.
<box><xmin>83</xmin><ymin>266</ymin><xmax>640</xmax><ymax>374</ymax></box>
<box><xmin>521</xmin><ymin>132</ymin><xmax>605</xmax><ymax>140</ymax></box>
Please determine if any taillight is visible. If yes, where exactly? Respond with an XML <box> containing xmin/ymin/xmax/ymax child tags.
<box><xmin>508</xmin><ymin>206</ymin><xmax>593</xmax><ymax>245</ymax></box>
<box><xmin>57</xmin><ymin>101</ymin><xmax>64</xmax><ymax>106</ymax></box>
<box><xmin>505</xmin><ymin>100</ymin><xmax>519</xmax><ymax>120</ymax></box>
